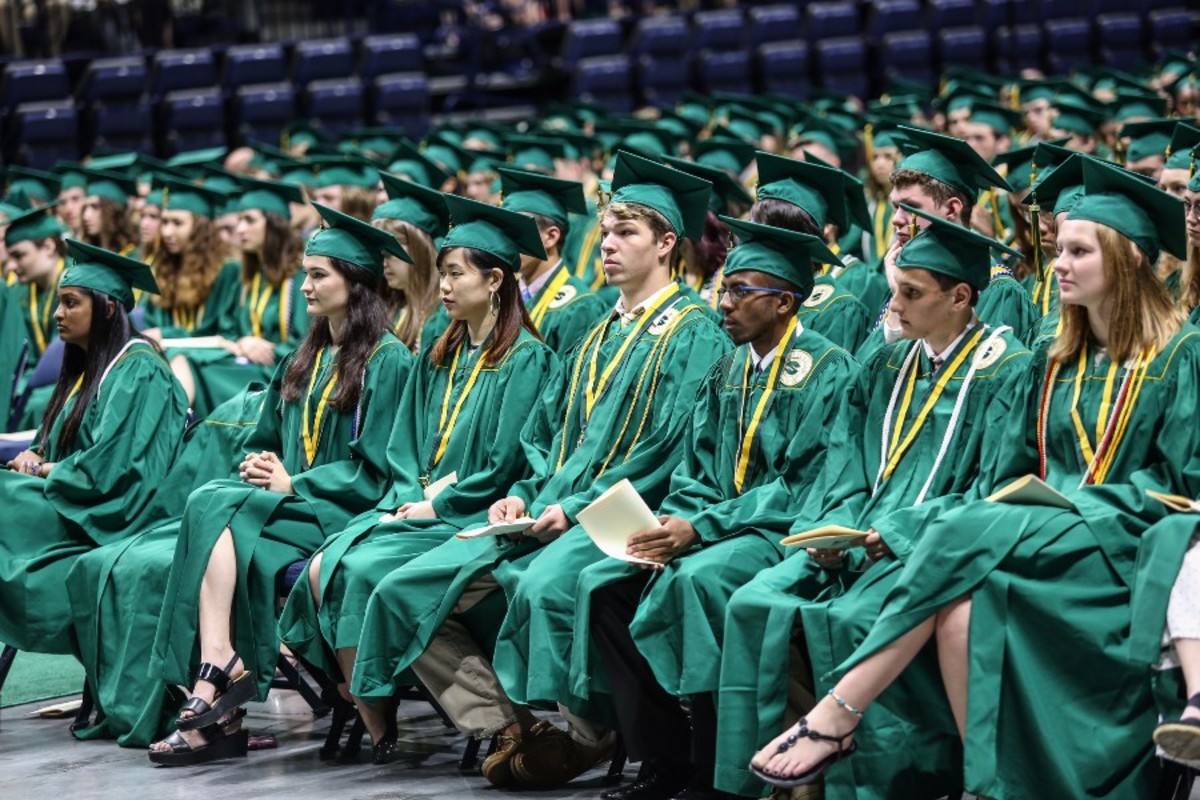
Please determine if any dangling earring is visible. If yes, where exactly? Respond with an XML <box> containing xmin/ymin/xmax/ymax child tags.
<box><xmin>490</xmin><ymin>289</ymin><xmax>499</xmax><ymax>316</ymax></box>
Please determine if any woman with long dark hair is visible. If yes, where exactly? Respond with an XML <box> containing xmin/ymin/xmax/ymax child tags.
<box><xmin>278</xmin><ymin>196</ymin><xmax>560</xmax><ymax>762</ymax></box>
<box><xmin>171</xmin><ymin>176</ymin><xmax>311</xmax><ymax>417</ymax></box>
<box><xmin>146</xmin><ymin>204</ymin><xmax>414</xmax><ymax>766</ymax></box>
<box><xmin>0</xmin><ymin>239</ymin><xmax>187</xmax><ymax>655</ymax></box>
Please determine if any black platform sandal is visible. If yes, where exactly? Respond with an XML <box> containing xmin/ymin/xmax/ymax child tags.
<box><xmin>176</xmin><ymin>654</ymin><xmax>255</xmax><ymax>732</ymax></box>
<box><xmin>149</xmin><ymin>709</ymin><xmax>249</xmax><ymax>767</ymax></box>
<box><xmin>1154</xmin><ymin>692</ymin><xmax>1200</xmax><ymax>763</ymax></box>
<box><xmin>748</xmin><ymin>717</ymin><xmax>858</xmax><ymax>789</ymax></box>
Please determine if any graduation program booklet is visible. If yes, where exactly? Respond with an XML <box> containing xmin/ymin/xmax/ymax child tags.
<box><xmin>781</xmin><ymin>525</ymin><xmax>871</xmax><ymax>550</ymax></box>
<box><xmin>1146</xmin><ymin>489</ymin><xmax>1200</xmax><ymax>513</ymax></box>
<box><xmin>455</xmin><ymin>517</ymin><xmax>537</xmax><ymax>539</ymax></box>
<box><xmin>160</xmin><ymin>336</ymin><xmax>225</xmax><ymax>349</ymax></box>
<box><xmin>985</xmin><ymin>474</ymin><xmax>1076</xmax><ymax>511</ymax></box>
<box><xmin>576</xmin><ymin>478</ymin><xmax>660</xmax><ymax>566</ymax></box>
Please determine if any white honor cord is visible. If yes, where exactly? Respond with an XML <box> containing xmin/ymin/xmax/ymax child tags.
<box><xmin>97</xmin><ymin>339</ymin><xmax>142</xmax><ymax>398</ymax></box>
<box><xmin>874</xmin><ymin>339</ymin><xmax>922</xmax><ymax>494</ymax></box>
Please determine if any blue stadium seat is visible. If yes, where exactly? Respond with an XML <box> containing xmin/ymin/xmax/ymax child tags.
<box><xmin>629</xmin><ymin>15</ymin><xmax>690</xmax><ymax>59</ymax></box>
<box><xmin>927</xmin><ymin>0</ymin><xmax>976</xmax><ymax>33</ymax></box>
<box><xmin>0</xmin><ymin>59</ymin><xmax>69</xmax><ymax>112</ymax></box>
<box><xmin>694</xmin><ymin>9</ymin><xmax>745</xmax><ymax>51</ymax></box>
<box><xmin>150</xmin><ymin>49</ymin><xmax>218</xmax><ymax>99</ymax></box>
<box><xmin>867</xmin><ymin>0</ymin><xmax>924</xmax><ymax>42</ymax></box>
<box><xmin>303</xmin><ymin>77</ymin><xmax>364</xmax><ymax>132</ymax></box>
<box><xmin>372</xmin><ymin>72</ymin><xmax>430</xmax><ymax>137</ymax></box>
<box><xmin>292</xmin><ymin>38</ymin><xmax>355</xmax><ymax>86</ymax></box>
<box><xmin>807</xmin><ymin>2</ymin><xmax>859</xmax><ymax>45</ymax></box>
<box><xmin>816</xmin><ymin>36</ymin><xmax>869</xmax><ymax>98</ymax></box>
<box><xmin>637</xmin><ymin>54</ymin><xmax>690</xmax><ymax>106</ymax></box>
<box><xmin>1040</xmin><ymin>0</ymin><xmax>1085</xmax><ymax>21</ymax></box>
<box><xmin>1089</xmin><ymin>0</ymin><xmax>1128</xmax><ymax>15</ymax></box>
<box><xmin>1043</xmin><ymin>18</ymin><xmax>1092</xmax><ymax>72</ymax></box>
<box><xmin>1096</xmin><ymin>14</ymin><xmax>1145</xmax><ymax>67</ymax></box>
<box><xmin>756</xmin><ymin>40</ymin><xmax>811</xmax><ymax>99</ymax></box>
<box><xmin>89</xmin><ymin>100</ymin><xmax>154</xmax><ymax>154</ymax></box>
<box><xmin>995</xmin><ymin>24</ymin><xmax>1044</xmax><ymax>73</ymax></box>
<box><xmin>561</xmin><ymin>19</ymin><xmax>623</xmax><ymax>70</ymax></box>
<box><xmin>695</xmin><ymin>49</ymin><xmax>751</xmax><ymax>95</ymax></box>
<box><xmin>979</xmin><ymin>0</ymin><xmax>1014</xmax><ymax>30</ymax></box>
<box><xmin>232</xmin><ymin>82</ymin><xmax>296</xmax><ymax>146</ymax></box>
<box><xmin>1147</xmin><ymin>8</ymin><xmax>1195</xmax><ymax>55</ymax></box>
<box><xmin>78</xmin><ymin>56</ymin><xmax>146</xmax><ymax>106</ymax></box>
<box><xmin>939</xmin><ymin>26</ymin><xmax>989</xmax><ymax>69</ymax></box>
<box><xmin>359</xmin><ymin>33</ymin><xmax>423</xmax><ymax>81</ymax></box>
<box><xmin>747</xmin><ymin>5</ymin><xmax>801</xmax><ymax>48</ymax></box>
<box><xmin>223</xmin><ymin>44</ymin><xmax>287</xmax><ymax>91</ymax></box>
<box><xmin>571</xmin><ymin>55</ymin><xmax>633</xmax><ymax>114</ymax></box>
<box><xmin>880</xmin><ymin>30</ymin><xmax>934</xmax><ymax>84</ymax></box>
<box><xmin>160</xmin><ymin>87</ymin><xmax>225</xmax><ymax>154</ymax></box>
<box><xmin>10</xmin><ymin>100</ymin><xmax>78</xmax><ymax>168</ymax></box>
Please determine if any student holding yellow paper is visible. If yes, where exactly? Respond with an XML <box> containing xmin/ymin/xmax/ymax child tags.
<box><xmin>717</xmin><ymin>207</ymin><xmax>1032</xmax><ymax>800</ymax></box>
<box><xmin>749</xmin><ymin>157</ymin><xmax>1200</xmax><ymax>800</ymax></box>
<box><xmin>277</xmin><ymin>197</ymin><xmax>561</xmax><ymax>762</ymax></box>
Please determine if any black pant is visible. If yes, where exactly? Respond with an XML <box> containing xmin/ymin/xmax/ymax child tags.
<box><xmin>591</xmin><ymin>574</ymin><xmax>719</xmax><ymax>783</ymax></box>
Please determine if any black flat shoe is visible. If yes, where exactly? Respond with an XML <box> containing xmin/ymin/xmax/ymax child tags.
<box><xmin>748</xmin><ymin>717</ymin><xmax>857</xmax><ymax>789</ymax></box>
<box><xmin>371</xmin><ymin>715</ymin><xmax>400</xmax><ymax>765</ymax></box>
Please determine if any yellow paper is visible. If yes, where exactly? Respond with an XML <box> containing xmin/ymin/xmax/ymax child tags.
<box><xmin>1146</xmin><ymin>489</ymin><xmax>1200</xmax><ymax>513</ymax></box>
<box><xmin>781</xmin><ymin>525</ymin><xmax>870</xmax><ymax>549</ymax></box>
<box><xmin>576</xmin><ymin>478</ymin><xmax>661</xmax><ymax>565</ymax></box>
<box><xmin>985</xmin><ymin>474</ymin><xmax>1076</xmax><ymax>511</ymax></box>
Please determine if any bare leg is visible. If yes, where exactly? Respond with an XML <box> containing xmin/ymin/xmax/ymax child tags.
<box><xmin>1177</xmin><ymin>639</ymin><xmax>1200</xmax><ymax>721</ymax></box>
<box><xmin>149</xmin><ymin>528</ymin><xmax>243</xmax><ymax>753</ymax></box>
<box><xmin>170</xmin><ymin>354</ymin><xmax>196</xmax><ymax>406</ymax></box>
<box><xmin>308</xmin><ymin>552</ymin><xmax>324</xmax><ymax>609</ymax></box>
<box><xmin>934</xmin><ymin>596</ymin><xmax>972</xmax><ymax>739</ymax></box>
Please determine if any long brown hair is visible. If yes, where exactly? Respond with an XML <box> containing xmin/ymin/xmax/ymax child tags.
<box><xmin>281</xmin><ymin>256</ymin><xmax>390</xmax><ymax>411</ymax></box>
<box><xmin>429</xmin><ymin>247</ymin><xmax>540</xmax><ymax>368</ymax></box>
<box><xmin>340</xmin><ymin>186</ymin><xmax>377</xmax><ymax>222</ymax></box>
<box><xmin>372</xmin><ymin>216</ymin><xmax>440</xmax><ymax>350</ymax></box>
<box><xmin>84</xmin><ymin>198</ymin><xmax>137</xmax><ymax>254</ymax></box>
<box><xmin>151</xmin><ymin>214</ymin><xmax>226</xmax><ymax>309</ymax></box>
<box><xmin>1050</xmin><ymin>223</ymin><xmax>1185</xmax><ymax>364</ymax></box>
<box><xmin>1180</xmin><ymin>244</ymin><xmax>1200</xmax><ymax>313</ymax></box>
<box><xmin>241</xmin><ymin>210</ymin><xmax>302</xmax><ymax>287</ymax></box>
<box><xmin>1007</xmin><ymin>196</ymin><xmax>1037</xmax><ymax>282</ymax></box>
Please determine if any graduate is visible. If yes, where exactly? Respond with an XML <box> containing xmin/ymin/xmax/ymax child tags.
<box><xmin>1182</xmin><ymin>152</ymin><xmax>1200</xmax><ymax>321</ymax></box>
<box><xmin>1</xmin><ymin>239</ymin><xmax>187</xmax><ymax>654</ymax></box>
<box><xmin>750</xmin><ymin>157</ymin><xmax>1200</xmax><ymax>800</ymax></box>
<box><xmin>138</xmin><ymin>188</ymin><xmax>163</xmax><ymax>266</ymax></box>
<box><xmin>347</xmin><ymin>151</ymin><xmax>730</xmax><ymax>788</ymax></box>
<box><xmin>371</xmin><ymin>171</ymin><xmax>448</xmax><ymax>352</ymax></box>
<box><xmin>170</xmin><ymin>176</ymin><xmax>310</xmax><ymax>417</ymax></box>
<box><xmin>146</xmin><ymin>205</ymin><xmax>415</xmax><ymax>765</ymax></box>
<box><xmin>54</xmin><ymin>163</ymin><xmax>87</xmax><ymax>237</ymax></box>
<box><xmin>78</xmin><ymin>168</ymin><xmax>139</xmax><ymax>257</ymax></box>
<box><xmin>278</xmin><ymin>196</ymin><xmax>561</xmax><ymax>762</ymax></box>
<box><xmin>498</xmin><ymin>166</ymin><xmax>609</xmax><ymax>354</ymax></box>
<box><xmin>578</xmin><ymin>218</ymin><xmax>866</xmax><ymax>799</ymax></box>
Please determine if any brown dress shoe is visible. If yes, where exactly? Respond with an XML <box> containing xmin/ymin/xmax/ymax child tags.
<box><xmin>511</xmin><ymin>723</ymin><xmax>616</xmax><ymax>787</ymax></box>
<box><xmin>480</xmin><ymin>730</ymin><xmax>525</xmax><ymax>786</ymax></box>
<box><xmin>767</xmin><ymin>782</ymin><xmax>824</xmax><ymax>800</ymax></box>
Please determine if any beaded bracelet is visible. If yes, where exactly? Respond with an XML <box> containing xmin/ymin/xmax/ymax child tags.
<box><xmin>828</xmin><ymin>688</ymin><xmax>864</xmax><ymax>718</ymax></box>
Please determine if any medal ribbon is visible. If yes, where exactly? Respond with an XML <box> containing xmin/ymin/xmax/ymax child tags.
<box><xmin>248</xmin><ymin>272</ymin><xmax>275</xmax><ymax>339</ymax></box>
<box><xmin>302</xmin><ymin>347</ymin><xmax>338</xmax><ymax>466</ymax></box>
<box><xmin>431</xmin><ymin>339</ymin><xmax>490</xmax><ymax>468</ymax></box>
<box><xmin>734</xmin><ymin>316</ymin><xmax>797</xmax><ymax>494</ymax></box>
<box><xmin>583</xmin><ymin>286</ymin><xmax>678</xmax><ymax>420</ymax></box>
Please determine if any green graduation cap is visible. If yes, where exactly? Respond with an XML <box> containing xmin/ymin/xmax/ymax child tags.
<box><xmin>498</xmin><ymin>166</ymin><xmax>587</xmax><ymax>227</ymax></box>
<box><xmin>306</xmin><ymin>202</ymin><xmax>411</xmax><ymax>277</ymax></box>
<box><xmin>1189</xmin><ymin>145</ymin><xmax>1200</xmax><ymax>193</ymax></box>
<box><xmin>5</xmin><ymin>166</ymin><xmax>61</xmax><ymax>203</ymax></box>
<box><xmin>545</xmin><ymin>128</ymin><xmax>598</xmax><ymax>162</ymax></box>
<box><xmin>864</xmin><ymin>116</ymin><xmax>907</xmax><ymax>150</ymax></box>
<box><xmin>969</xmin><ymin>102</ymin><xmax>1022</xmax><ymax>136</ymax></box>
<box><xmin>608</xmin><ymin>150</ymin><xmax>713</xmax><ymax>241</ymax></box>
<box><xmin>0</xmin><ymin>189</ymin><xmax>31</xmax><ymax>223</ymax></box>
<box><xmin>719</xmin><ymin>216</ymin><xmax>838</xmax><ymax>298</ymax></box>
<box><xmin>935</xmin><ymin>82</ymin><xmax>993</xmax><ymax>114</ymax></box>
<box><xmin>387</xmin><ymin>140</ymin><xmax>453</xmax><ymax>188</ymax></box>
<box><xmin>165</xmin><ymin>147</ymin><xmax>229</xmax><ymax>178</ymax></box>
<box><xmin>1014</xmin><ymin>77</ymin><xmax>1072</xmax><ymax>105</ymax></box>
<box><xmin>992</xmin><ymin>142</ymin><xmax>1044</xmax><ymax>194</ymax></box>
<box><xmin>599</xmin><ymin>119</ymin><xmax>675</xmax><ymax>158</ymax></box>
<box><xmin>896</xmin><ymin>125</ymin><xmax>1013</xmax><ymax>196</ymax></box>
<box><xmin>310</xmin><ymin>156</ymin><xmax>378</xmax><ymax>189</ymax></box>
<box><xmin>692</xmin><ymin>135</ymin><xmax>756</xmax><ymax>176</ymax></box>
<box><xmin>661</xmin><ymin>155</ymin><xmax>752</xmax><ymax>216</ymax></box>
<box><xmin>805</xmin><ymin>150</ymin><xmax>872</xmax><ymax>231</ymax></box>
<box><xmin>755</xmin><ymin>150</ymin><xmax>850</xmax><ymax>230</ymax></box>
<box><xmin>1120</xmin><ymin>117</ymin><xmax>1176</xmax><ymax>163</ymax></box>
<box><xmin>462</xmin><ymin>126</ymin><xmax>505</xmax><ymax>151</ymax></box>
<box><xmin>507</xmin><ymin>134</ymin><xmax>565</xmax><ymax>174</ymax></box>
<box><xmin>1165</xmin><ymin>123</ymin><xmax>1200</xmax><ymax>172</ymax></box>
<box><xmin>789</xmin><ymin>113</ymin><xmax>858</xmax><ymax>163</ymax></box>
<box><xmin>155</xmin><ymin>174</ymin><xmax>230</xmax><ymax>218</ymax></box>
<box><xmin>441</xmin><ymin>192</ymin><xmax>547</xmax><ymax>270</ymax></box>
<box><xmin>80</xmin><ymin>167</ymin><xmax>137</xmax><ymax>205</ymax></box>
<box><xmin>1112</xmin><ymin>88</ymin><xmax>1168</xmax><ymax>122</ymax></box>
<box><xmin>374</xmin><ymin>171</ymin><xmax>451</xmax><ymax>239</ymax></box>
<box><xmin>60</xmin><ymin>238</ymin><xmax>159</xmax><ymax>310</ymax></box>
<box><xmin>282</xmin><ymin>121</ymin><xmax>330</xmax><ymax>152</ymax></box>
<box><xmin>4</xmin><ymin>202</ymin><xmax>67</xmax><ymax>246</ymax></box>
<box><xmin>1050</xmin><ymin>93</ymin><xmax>1108</xmax><ymax>137</ymax></box>
<box><xmin>53</xmin><ymin>162</ymin><xmax>88</xmax><ymax>192</ymax></box>
<box><xmin>895</xmin><ymin>203</ymin><xmax>1021</xmax><ymax>291</ymax></box>
<box><xmin>234</xmin><ymin>174</ymin><xmax>305</xmax><ymax>219</ymax></box>
<box><xmin>422</xmin><ymin>133</ymin><xmax>470</xmax><ymax>174</ymax></box>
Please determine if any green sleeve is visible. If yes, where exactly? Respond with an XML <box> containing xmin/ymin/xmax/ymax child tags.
<box><xmin>0</xmin><ymin>286</ymin><xmax>27</xmax><ymax>425</ymax></box>
<box><xmin>542</xmin><ymin>292</ymin><xmax>609</xmax><ymax>356</ymax></box>
<box><xmin>420</xmin><ymin>307</ymin><xmax>451</xmax><ymax>353</ymax></box>
<box><xmin>239</xmin><ymin>356</ymin><xmax>291</xmax><ymax>456</ymax></box>
<box><xmin>200</xmin><ymin>262</ymin><xmax>245</xmax><ymax>338</ymax></box>
<box><xmin>376</xmin><ymin>348</ymin><xmax>432</xmax><ymax>509</ymax></box>
<box><xmin>977</xmin><ymin>276</ymin><xmax>1038</xmax><ymax>345</ymax></box>
<box><xmin>506</xmin><ymin>346</ymin><xmax>574</xmax><ymax>507</ymax></box>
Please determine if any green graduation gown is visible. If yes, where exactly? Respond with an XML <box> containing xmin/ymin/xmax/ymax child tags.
<box><xmin>0</xmin><ymin>283</ymin><xmax>27</xmax><ymax>425</ymax></box>
<box><xmin>0</xmin><ymin>340</ymin><xmax>188</xmax><ymax>653</ymax></box>
<box><xmin>714</xmin><ymin>324</ymin><xmax>1032</xmax><ymax>799</ymax></box>
<box><xmin>66</xmin><ymin>387</ymin><xmax>267</xmax><ymax>747</ymax></box>
<box><xmin>831</xmin><ymin>328</ymin><xmax>1200</xmax><ymax>800</ymax></box>
<box><xmin>139</xmin><ymin>260</ymin><xmax>242</xmax><ymax>339</ymax></box>
<box><xmin>830</xmin><ymin>254</ymin><xmax>889</xmax><ymax>319</ymax></box>
<box><xmin>976</xmin><ymin>264</ymin><xmax>1038</xmax><ymax>344</ymax></box>
<box><xmin>349</xmin><ymin>288</ymin><xmax>731</xmax><ymax>708</ymax></box>
<box><xmin>277</xmin><ymin>330</ymin><xmax>560</xmax><ymax>679</ymax></box>
<box><xmin>525</xmin><ymin>263</ymin><xmax>608</xmax><ymax>356</ymax></box>
<box><xmin>9</xmin><ymin>265</ymin><xmax>64</xmax><ymax>430</ymax></box>
<box><xmin>797</xmin><ymin>277</ymin><xmax>871</xmax><ymax>354</ymax></box>
<box><xmin>149</xmin><ymin>333</ymin><xmax>412</xmax><ymax>700</ymax></box>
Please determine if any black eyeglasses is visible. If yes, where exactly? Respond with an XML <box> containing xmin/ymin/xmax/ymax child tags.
<box><xmin>717</xmin><ymin>285</ymin><xmax>800</xmax><ymax>302</ymax></box>
<box><xmin>1184</xmin><ymin>200</ymin><xmax>1200</xmax><ymax>219</ymax></box>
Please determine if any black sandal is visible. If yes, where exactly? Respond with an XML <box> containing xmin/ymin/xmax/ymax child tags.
<box><xmin>748</xmin><ymin>717</ymin><xmax>858</xmax><ymax>789</ymax></box>
<box><xmin>176</xmin><ymin>654</ymin><xmax>255</xmax><ymax>732</ymax></box>
<box><xmin>148</xmin><ymin>709</ymin><xmax>249</xmax><ymax>767</ymax></box>
<box><xmin>1154</xmin><ymin>692</ymin><xmax>1200</xmax><ymax>763</ymax></box>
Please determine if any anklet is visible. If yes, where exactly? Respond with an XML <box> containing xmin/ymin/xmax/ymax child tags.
<box><xmin>828</xmin><ymin>689</ymin><xmax>864</xmax><ymax>718</ymax></box>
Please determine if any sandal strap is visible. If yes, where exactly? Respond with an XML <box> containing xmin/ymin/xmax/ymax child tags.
<box><xmin>1188</xmin><ymin>692</ymin><xmax>1200</xmax><ymax>709</ymax></box>
<box><xmin>194</xmin><ymin>658</ymin><xmax>236</xmax><ymax>694</ymax></box>
<box><xmin>179</xmin><ymin>696</ymin><xmax>213</xmax><ymax>720</ymax></box>
<box><xmin>794</xmin><ymin>719</ymin><xmax>858</xmax><ymax>752</ymax></box>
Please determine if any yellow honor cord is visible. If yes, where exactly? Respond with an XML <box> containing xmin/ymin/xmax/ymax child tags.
<box><xmin>734</xmin><ymin>316</ymin><xmax>797</xmax><ymax>494</ymax></box>
<box><xmin>248</xmin><ymin>273</ymin><xmax>275</xmax><ymax>339</ymax></box>
<box><xmin>873</xmin><ymin>200</ymin><xmax>893</xmax><ymax>260</ymax></box>
<box><xmin>302</xmin><ymin>347</ymin><xmax>338</xmax><ymax>467</ymax></box>
<box><xmin>279</xmin><ymin>278</ymin><xmax>290</xmax><ymax>342</ymax></box>
<box><xmin>584</xmin><ymin>286</ymin><xmax>678</xmax><ymax>420</ymax></box>
<box><xmin>1067</xmin><ymin>344</ymin><xmax>1152</xmax><ymax>485</ymax></box>
<box><xmin>528</xmin><ymin>267</ymin><xmax>572</xmax><ymax>329</ymax></box>
<box><xmin>432</xmin><ymin>340</ymin><xmax>490</xmax><ymax>467</ymax></box>
<box><xmin>1095</xmin><ymin>351</ymin><xmax>1151</xmax><ymax>483</ymax></box>
<box><xmin>577</xmin><ymin>223</ymin><xmax>603</xmax><ymax>281</ymax></box>
<box><xmin>881</xmin><ymin>327</ymin><xmax>987</xmax><ymax>481</ymax></box>
<box><xmin>66</xmin><ymin>374</ymin><xmax>83</xmax><ymax>402</ymax></box>
<box><xmin>707</xmin><ymin>268</ymin><xmax>724</xmax><ymax>310</ymax></box>
<box><xmin>29</xmin><ymin>261</ymin><xmax>64</xmax><ymax>355</ymax></box>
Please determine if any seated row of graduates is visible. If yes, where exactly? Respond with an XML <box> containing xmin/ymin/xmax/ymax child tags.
<box><xmin>3</xmin><ymin>139</ymin><xmax>1199</xmax><ymax>800</ymax></box>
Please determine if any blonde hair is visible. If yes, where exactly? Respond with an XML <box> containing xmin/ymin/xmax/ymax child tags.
<box><xmin>340</xmin><ymin>186</ymin><xmax>378</xmax><ymax>222</ymax></box>
<box><xmin>372</xmin><ymin>216</ymin><xmax>440</xmax><ymax>351</ymax></box>
<box><xmin>603</xmin><ymin>201</ymin><xmax>681</xmax><ymax>273</ymax></box>
<box><xmin>1050</xmin><ymin>222</ymin><xmax>1184</xmax><ymax>364</ymax></box>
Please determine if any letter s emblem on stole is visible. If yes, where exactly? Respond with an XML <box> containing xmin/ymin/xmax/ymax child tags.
<box><xmin>972</xmin><ymin>337</ymin><xmax>1008</xmax><ymax>370</ymax></box>
<box><xmin>649</xmin><ymin>307</ymin><xmax>679</xmax><ymax>336</ymax></box>
<box><xmin>780</xmin><ymin>350</ymin><xmax>814</xmax><ymax>387</ymax></box>
<box><xmin>803</xmin><ymin>284</ymin><xmax>835</xmax><ymax>308</ymax></box>
<box><xmin>549</xmin><ymin>284</ymin><xmax>577</xmax><ymax>309</ymax></box>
